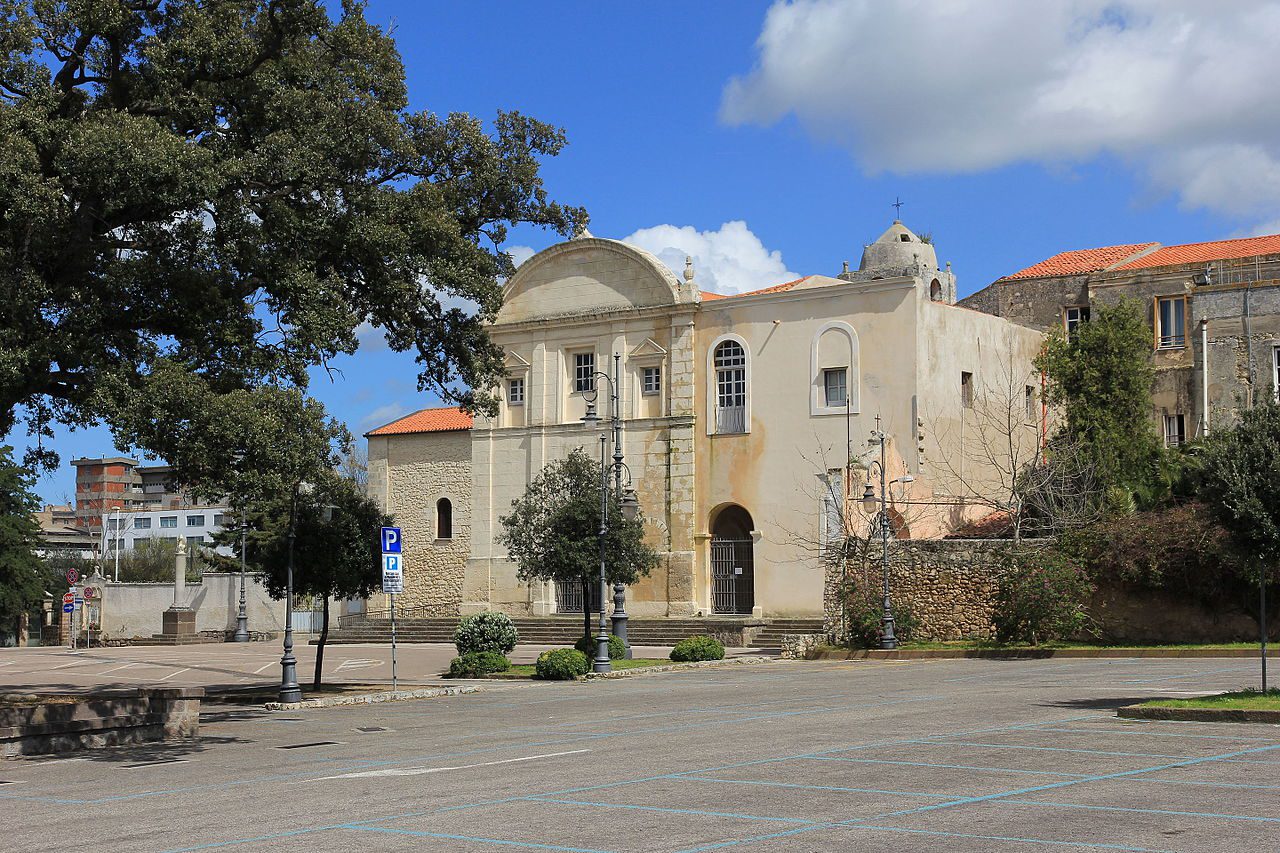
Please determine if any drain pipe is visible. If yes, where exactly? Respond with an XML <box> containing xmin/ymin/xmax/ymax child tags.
<box><xmin>1200</xmin><ymin>318</ymin><xmax>1210</xmax><ymax>438</ymax></box>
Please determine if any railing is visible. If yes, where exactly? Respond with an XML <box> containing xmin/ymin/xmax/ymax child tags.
<box><xmin>336</xmin><ymin>602</ymin><xmax>437</xmax><ymax>627</ymax></box>
<box><xmin>716</xmin><ymin>406</ymin><xmax>746</xmax><ymax>435</ymax></box>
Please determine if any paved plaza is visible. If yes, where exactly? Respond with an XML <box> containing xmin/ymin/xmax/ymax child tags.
<box><xmin>1</xmin><ymin>652</ymin><xmax>1277</xmax><ymax>852</ymax></box>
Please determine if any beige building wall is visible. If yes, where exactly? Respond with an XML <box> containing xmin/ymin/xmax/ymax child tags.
<box><xmin>367</xmin><ymin>428</ymin><xmax>471</xmax><ymax>616</ymax></box>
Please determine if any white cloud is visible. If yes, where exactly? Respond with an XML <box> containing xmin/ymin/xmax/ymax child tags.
<box><xmin>507</xmin><ymin>245</ymin><xmax>537</xmax><ymax>268</ymax></box>
<box><xmin>355</xmin><ymin>321</ymin><xmax>389</xmax><ymax>352</ymax></box>
<box><xmin>722</xmin><ymin>0</ymin><xmax>1280</xmax><ymax>223</ymax></box>
<box><xmin>360</xmin><ymin>402</ymin><xmax>409</xmax><ymax>430</ymax></box>
<box><xmin>621</xmin><ymin>220</ymin><xmax>798</xmax><ymax>295</ymax></box>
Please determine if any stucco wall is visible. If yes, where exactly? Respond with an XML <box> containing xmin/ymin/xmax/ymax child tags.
<box><xmin>100</xmin><ymin>573</ymin><xmax>288</xmax><ymax>639</ymax></box>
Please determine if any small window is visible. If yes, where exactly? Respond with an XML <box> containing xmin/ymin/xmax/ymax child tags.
<box><xmin>436</xmin><ymin>497</ymin><xmax>453</xmax><ymax>540</ymax></box>
<box><xmin>186</xmin><ymin>514</ymin><xmax>205</xmax><ymax>527</ymax></box>
<box><xmin>134</xmin><ymin>517</ymin><xmax>151</xmax><ymax>530</ymax></box>
<box><xmin>186</xmin><ymin>535</ymin><xmax>205</xmax><ymax>549</ymax></box>
<box><xmin>713</xmin><ymin>340</ymin><xmax>748</xmax><ymax>434</ymax></box>
<box><xmin>573</xmin><ymin>352</ymin><xmax>595</xmax><ymax>393</ymax></box>
<box><xmin>823</xmin><ymin>368</ymin><xmax>848</xmax><ymax>407</ymax></box>
<box><xmin>1157</xmin><ymin>296</ymin><xmax>1186</xmax><ymax>348</ymax></box>
<box><xmin>642</xmin><ymin>366</ymin><xmax>661</xmax><ymax>396</ymax></box>
<box><xmin>930</xmin><ymin>279</ymin><xmax>943</xmax><ymax>302</ymax></box>
<box><xmin>213</xmin><ymin>514</ymin><xmax>224</xmax><ymax>526</ymax></box>
<box><xmin>507</xmin><ymin>377</ymin><xmax>525</xmax><ymax>406</ymax></box>
<box><xmin>160</xmin><ymin>516</ymin><xmax>177</xmax><ymax>529</ymax></box>
<box><xmin>1025</xmin><ymin>385</ymin><xmax>1036</xmax><ymax>422</ymax></box>
<box><xmin>1164</xmin><ymin>414</ymin><xmax>1186</xmax><ymax>447</ymax></box>
<box><xmin>1064</xmin><ymin>306</ymin><xmax>1090</xmax><ymax>339</ymax></box>
<box><xmin>960</xmin><ymin>372</ymin><xmax>974</xmax><ymax>409</ymax></box>
<box><xmin>899</xmin><ymin>233</ymin><xmax>910</xmax><ymax>242</ymax></box>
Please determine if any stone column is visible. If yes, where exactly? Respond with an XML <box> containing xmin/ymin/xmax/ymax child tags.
<box><xmin>160</xmin><ymin>539</ymin><xmax>196</xmax><ymax>642</ymax></box>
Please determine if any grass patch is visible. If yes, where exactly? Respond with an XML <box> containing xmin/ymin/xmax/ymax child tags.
<box><xmin>1139</xmin><ymin>689</ymin><xmax>1280</xmax><ymax>711</ymax></box>
<box><xmin>502</xmin><ymin>658</ymin><xmax>670</xmax><ymax>678</ymax></box>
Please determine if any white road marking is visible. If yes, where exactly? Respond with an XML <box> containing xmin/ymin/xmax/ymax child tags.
<box><xmin>51</xmin><ymin>660</ymin><xmax>86</xmax><ymax>670</ymax></box>
<box><xmin>98</xmin><ymin>663</ymin><xmax>142</xmax><ymax>675</ymax></box>
<box><xmin>252</xmin><ymin>662</ymin><xmax>276</xmax><ymax>674</ymax></box>
<box><xmin>158</xmin><ymin>668</ymin><xmax>191</xmax><ymax>681</ymax></box>
<box><xmin>318</xmin><ymin>749</ymin><xmax>591</xmax><ymax>780</ymax></box>
<box><xmin>0</xmin><ymin>660</ymin><xmax>17</xmax><ymax>667</ymax></box>
<box><xmin>335</xmin><ymin>659</ymin><xmax>381</xmax><ymax>671</ymax></box>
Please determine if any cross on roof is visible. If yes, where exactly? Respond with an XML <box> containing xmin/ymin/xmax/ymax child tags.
<box><xmin>892</xmin><ymin>197</ymin><xmax>904</xmax><ymax>219</ymax></box>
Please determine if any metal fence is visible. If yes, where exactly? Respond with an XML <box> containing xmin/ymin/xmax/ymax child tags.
<box><xmin>711</xmin><ymin>538</ymin><xmax>754</xmax><ymax>614</ymax></box>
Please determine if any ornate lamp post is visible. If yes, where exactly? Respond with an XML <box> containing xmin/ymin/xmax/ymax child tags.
<box><xmin>581</xmin><ymin>353</ymin><xmax>642</xmax><ymax>669</ymax></box>
<box><xmin>861</xmin><ymin>416</ymin><xmax>913</xmax><ymax>650</ymax></box>
<box><xmin>279</xmin><ymin>483</ymin><xmax>303</xmax><ymax>704</ymax></box>
<box><xmin>233</xmin><ymin>524</ymin><xmax>250</xmax><ymax>642</ymax></box>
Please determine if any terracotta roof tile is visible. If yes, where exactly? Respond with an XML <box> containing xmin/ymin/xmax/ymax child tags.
<box><xmin>1000</xmin><ymin>243</ymin><xmax>1158</xmax><ymax>281</ymax></box>
<box><xmin>1114</xmin><ymin>233</ymin><xmax>1280</xmax><ymax>270</ymax></box>
<box><xmin>700</xmin><ymin>276</ymin><xmax>812</xmax><ymax>301</ymax></box>
<box><xmin>366</xmin><ymin>406</ymin><xmax>472</xmax><ymax>437</ymax></box>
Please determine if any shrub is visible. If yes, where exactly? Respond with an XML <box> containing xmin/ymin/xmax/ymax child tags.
<box><xmin>670</xmin><ymin>635</ymin><xmax>725</xmax><ymax>662</ymax></box>
<box><xmin>535</xmin><ymin>648</ymin><xmax>589</xmax><ymax>680</ymax></box>
<box><xmin>844</xmin><ymin>597</ymin><xmax>919</xmax><ymax>649</ymax></box>
<box><xmin>448</xmin><ymin>651</ymin><xmax>510</xmax><ymax>678</ymax></box>
<box><xmin>993</xmin><ymin>550</ymin><xmax>1094</xmax><ymax>645</ymax></box>
<box><xmin>574</xmin><ymin>633</ymin><xmax>625</xmax><ymax>660</ymax></box>
<box><xmin>453</xmin><ymin>611</ymin><xmax>519</xmax><ymax>656</ymax></box>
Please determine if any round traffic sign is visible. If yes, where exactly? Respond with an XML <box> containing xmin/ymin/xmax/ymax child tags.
<box><xmin>62</xmin><ymin>592</ymin><xmax>75</xmax><ymax>604</ymax></box>
<box><xmin>65</xmin><ymin>567</ymin><xmax>79</xmax><ymax>584</ymax></box>
<box><xmin>83</xmin><ymin>587</ymin><xmax>97</xmax><ymax>600</ymax></box>
<box><xmin>62</xmin><ymin>603</ymin><xmax>75</xmax><ymax>613</ymax></box>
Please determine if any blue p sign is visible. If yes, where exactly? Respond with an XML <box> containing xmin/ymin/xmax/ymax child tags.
<box><xmin>380</xmin><ymin>526</ymin><xmax>402</xmax><ymax>554</ymax></box>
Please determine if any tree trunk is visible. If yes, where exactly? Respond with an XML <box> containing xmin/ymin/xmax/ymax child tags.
<box><xmin>313</xmin><ymin>594</ymin><xmax>329</xmax><ymax>691</ymax></box>
<box><xmin>581</xmin><ymin>576</ymin><xmax>591</xmax><ymax>641</ymax></box>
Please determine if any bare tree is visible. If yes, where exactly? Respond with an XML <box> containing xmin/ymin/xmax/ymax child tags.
<box><xmin>338</xmin><ymin>442</ymin><xmax>368</xmax><ymax>488</ymax></box>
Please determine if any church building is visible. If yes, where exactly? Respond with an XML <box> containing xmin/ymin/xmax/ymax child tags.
<box><xmin>366</xmin><ymin>222</ymin><xmax>1043</xmax><ymax>620</ymax></box>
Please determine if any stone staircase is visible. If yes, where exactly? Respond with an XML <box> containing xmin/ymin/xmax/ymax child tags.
<box><xmin>316</xmin><ymin>616</ymin><xmax>825</xmax><ymax>648</ymax></box>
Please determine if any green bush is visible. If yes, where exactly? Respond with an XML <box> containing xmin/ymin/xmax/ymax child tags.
<box><xmin>448</xmin><ymin>651</ymin><xmax>510</xmax><ymax>678</ymax></box>
<box><xmin>843</xmin><ymin>598</ymin><xmax>919</xmax><ymax>649</ymax></box>
<box><xmin>535</xmin><ymin>648</ymin><xmax>589</xmax><ymax>680</ymax></box>
<box><xmin>993</xmin><ymin>550</ymin><xmax>1094</xmax><ymax>644</ymax></box>
<box><xmin>670</xmin><ymin>635</ymin><xmax>725</xmax><ymax>662</ymax></box>
<box><xmin>574</xmin><ymin>633</ymin><xmax>625</xmax><ymax>660</ymax></box>
<box><xmin>453</xmin><ymin>611</ymin><xmax>519</xmax><ymax>656</ymax></box>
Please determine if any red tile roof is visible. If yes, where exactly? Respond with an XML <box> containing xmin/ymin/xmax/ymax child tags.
<box><xmin>944</xmin><ymin>510</ymin><xmax>1015</xmax><ymax>539</ymax></box>
<box><xmin>999</xmin><ymin>243</ymin><xmax>1157</xmax><ymax>281</ymax></box>
<box><xmin>701</xmin><ymin>276</ymin><xmax>812</xmax><ymax>301</ymax></box>
<box><xmin>1114</xmin><ymin>233</ymin><xmax>1280</xmax><ymax>270</ymax></box>
<box><xmin>366</xmin><ymin>406</ymin><xmax>473</xmax><ymax>437</ymax></box>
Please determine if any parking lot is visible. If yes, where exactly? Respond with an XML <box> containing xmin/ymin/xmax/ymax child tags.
<box><xmin>1</xmin><ymin>654</ymin><xmax>1276</xmax><ymax>852</ymax></box>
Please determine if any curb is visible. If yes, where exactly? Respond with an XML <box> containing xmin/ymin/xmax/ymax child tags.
<box><xmin>582</xmin><ymin>655</ymin><xmax>777</xmax><ymax>679</ymax></box>
<box><xmin>265</xmin><ymin>685</ymin><xmax>480</xmax><ymax>711</ymax></box>
<box><xmin>812</xmin><ymin>648</ymin><xmax>1266</xmax><ymax>661</ymax></box>
<box><xmin>1117</xmin><ymin>703</ymin><xmax>1280</xmax><ymax>724</ymax></box>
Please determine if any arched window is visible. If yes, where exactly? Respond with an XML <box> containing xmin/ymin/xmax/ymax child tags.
<box><xmin>930</xmin><ymin>279</ymin><xmax>943</xmax><ymax>301</ymax></box>
<box><xmin>713</xmin><ymin>340</ymin><xmax>747</xmax><ymax>434</ymax></box>
<box><xmin>436</xmin><ymin>498</ymin><xmax>453</xmax><ymax>540</ymax></box>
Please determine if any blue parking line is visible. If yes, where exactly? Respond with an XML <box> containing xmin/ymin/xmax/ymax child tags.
<box><xmin>671</xmin><ymin>776</ymin><xmax>971</xmax><ymax>799</ymax></box>
<box><xmin>910</xmin><ymin>739</ymin><xmax>1187</xmax><ymax>759</ymax></box>
<box><xmin>1121</xmin><ymin>664</ymin><xmax>1255</xmax><ymax>684</ymax></box>
<box><xmin>524</xmin><ymin>796</ymin><xmax>816</xmax><ymax>824</ymax></box>
<box><xmin>1006</xmin><ymin>798</ymin><xmax>1280</xmax><ymax>823</ymax></box>
<box><xmin>836</xmin><ymin>823</ymin><xmax>1174</xmax><ymax>852</ymax></box>
<box><xmin>343</xmin><ymin>825</ymin><xmax>614</xmax><ymax>852</ymax></box>
<box><xmin>810</xmin><ymin>756</ymin><xmax>1093</xmax><ymax>778</ymax></box>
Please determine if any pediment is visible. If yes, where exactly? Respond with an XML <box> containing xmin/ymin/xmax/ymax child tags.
<box><xmin>504</xmin><ymin>351</ymin><xmax>532</xmax><ymax>372</ymax></box>
<box><xmin>628</xmin><ymin>338</ymin><xmax>668</xmax><ymax>360</ymax></box>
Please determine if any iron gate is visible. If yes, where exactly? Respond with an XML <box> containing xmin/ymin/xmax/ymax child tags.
<box><xmin>555</xmin><ymin>579</ymin><xmax>602</xmax><ymax>614</ymax></box>
<box><xmin>711</xmin><ymin>538</ymin><xmax>754</xmax><ymax>614</ymax></box>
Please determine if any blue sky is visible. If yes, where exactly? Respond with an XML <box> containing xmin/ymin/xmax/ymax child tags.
<box><xmin>27</xmin><ymin>0</ymin><xmax>1280</xmax><ymax>502</ymax></box>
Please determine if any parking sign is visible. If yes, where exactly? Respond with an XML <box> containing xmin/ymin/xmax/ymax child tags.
<box><xmin>380</xmin><ymin>526</ymin><xmax>402</xmax><ymax>554</ymax></box>
<box><xmin>382</xmin><ymin>553</ymin><xmax>404</xmax><ymax>594</ymax></box>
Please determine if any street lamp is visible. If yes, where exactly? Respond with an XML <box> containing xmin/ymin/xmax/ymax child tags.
<box><xmin>233</xmin><ymin>523</ymin><xmax>250</xmax><ymax>642</ymax></box>
<box><xmin>580</xmin><ymin>353</ymin><xmax>641</xmax><ymax>669</ymax></box>
<box><xmin>111</xmin><ymin>507</ymin><xmax>122</xmax><ymax>583</ymax></box>
<box><xmin>862</xmin><ymin>415</ymin><xmax>913</xmax><ymax>650</ymax></box>
<box><xmin>279</xmin><ymin>482</ymin><xmax>305</xmax><ymax>704</ymax></box>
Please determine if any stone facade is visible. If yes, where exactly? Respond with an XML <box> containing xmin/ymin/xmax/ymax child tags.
<box><xmin>367</xmin><ymin>427</ymin><xmax>471</xmax><ymax>616</ymax></box>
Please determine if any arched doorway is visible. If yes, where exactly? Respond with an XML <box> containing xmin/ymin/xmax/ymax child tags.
<box><xmin>710</xmin><ymin>505</ymin><xmax>754</xmax><ymax>615</ymax></box>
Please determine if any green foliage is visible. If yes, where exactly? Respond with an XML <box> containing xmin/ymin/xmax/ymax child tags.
<box><xmin>574</xmin><ymin>633</ymin><xmax>625</xmax><ymax>660</ymax></box>
<box><xmin>0</xmin><ymin>2</ymin><xmax>585</xmax><ymax>475</ymax></box>
<box><xmin>843</xmin><ymin>595</ymin><xmax>919</xmax><ymax>649</ymax></box>
<box><xmin>1196</xmin><ymin>401</ymin><xmax>1280</xmax><ymax>576</ymax></box>
<box><xmin>535</xmin><ymin>648</ymin><xmax>589</xmax><ymax>680</ymax></box>
<box><xmin>496</xmin><ymin>448</ymin><xmax>659</xmax><ymax>589</ymax></box>
<box><xmin>1035</xmin><ymin>298</ymin><xmax>1169</xmax><ymax>508</ymax></box>
<box><xmin>993</xmin><ymin>550</ymin><xmax>1095</xmax><ymax>644</ymax></box>
<box><xmin>670</xmin><ymin>635</ymin><xmax>725</xmax><ymax>662</ymax></box>
<box><xmin>453</xmin><ymin>611</ymin><xmax>519</xmax><ymax>656</ymax></box>
<box><xmin>0</xmin><ymin>446</ymin><xmax>43</xmax><ymax>635</ymax></box>
<box><xmin>113</xmin><ymin>538</ymin><xmax>206</xmax><ymax>583</ymax></box>
<box><xmin>448</xmin><ymin>651</ymin><xmax>510</xmax><ymax>678</ymax></box>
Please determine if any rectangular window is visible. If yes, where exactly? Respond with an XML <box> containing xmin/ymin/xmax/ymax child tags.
<box><xmin>507</xmin><ymin>377</ymin><xmax>525</xmax><ymax>406</ymax></box>
<box><xmin>186</xmin><ymin>514</ymin><xmax>205</xmax><ymax>527</ymax></box>
<box><xmin>1025</xmin><ymin>385</ymin><xmax>1036</xmax><ymax>422</ymax></box>
<box><xmin>160</xmin><ymin>516</ymin><xmax>177</xmax><ymax>529</ymax></box>
<box><xmin>1164</xmin><ymin>414</ymin><xmax>1186</xmax><ymax>447</ymax></box>
<box><xmin>642</xmin><ymin>366</ymin><xmax>661</xmax><ymax>396</ymax></box>
<box><xmin>186</xmin><ymin>535</ymin><xmax>205</xmax><ymax>549</ymax></box>
<box><xmin>961</xmin><ymin>371</ymin><xmax>974</xmax><ymax>408</ymax></box>
<box><xmin>213</xmin><ymin>514</ymin><xmax>224</xmax><ymax>527</ymax></box>
<box><xmin>1064</xmin><ymin>306</ymin><xmax>1090</xmax><ymax>339</ymax></box>
<box><xmin>823</xmin><ymin>368</ymin><xmax>848</xmax><ymax>407</ymax></box>
<box><xmin>134</xmin><ymin>517</ymin><xmax>151</xmax><ymax>530</ymax></box>
<box><xmin>1157</xmin><ymin>296</ymin><xmax>1186</xmax><ymax>348</ymax></box>
<box><xmin>573</xmin><ymin>352</ymin><xmax>595</xmax><ymax>393</ymax></box>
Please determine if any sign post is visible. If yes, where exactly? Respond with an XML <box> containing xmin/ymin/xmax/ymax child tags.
<box><xmin>380</xmin><ymin>527</ymin><xmax>403</xmax><ymax>692</ymax></box>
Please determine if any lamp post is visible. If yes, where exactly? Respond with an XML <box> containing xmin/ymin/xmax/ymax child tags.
<box><xmin>279</xmin><ymin>483</ymin><xmax>303</xmax><ymax>704</ymax></box>
<box><xmin>233</xmin><ymin>524</ymin><xmax>250</xmax><ymax>642</ymax></box>
<box><xmin>581</xmin><ymin>353</ymin><xmax>642</xmax><ymax>669</ymax></box>
<box><xmin>112</xmin><ymin>507</ymin><xmax>121</xmax><ymax>583</ymax></box>
<box><xmin>861</xmin><ymin>416</ymin><xmax>913</xmax><ymax>650</ymax></box>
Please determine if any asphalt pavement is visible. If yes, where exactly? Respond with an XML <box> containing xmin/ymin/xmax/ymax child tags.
<box><xmin>1</xmin><ymin>654</ymin><xmax>1277</xmax><ymax>852</ymax></box>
